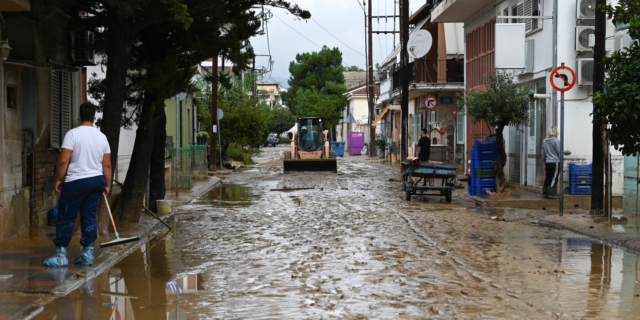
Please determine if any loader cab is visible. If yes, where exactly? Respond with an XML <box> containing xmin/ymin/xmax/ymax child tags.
<box><xmin>298</xmin><ymin>117</ymin><xmax>323</xmax><ymax>151</ymax></box>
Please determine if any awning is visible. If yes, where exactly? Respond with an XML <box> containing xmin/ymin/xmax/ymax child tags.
<box><xmin>431</xmin><ymin>0</ymin><xmax>494</xmax><ymax>23</ymax></box>
<box><xmin>444</xmin><ymin>23</ymin><xmax>465</xmax><ymax>58</ymax></box>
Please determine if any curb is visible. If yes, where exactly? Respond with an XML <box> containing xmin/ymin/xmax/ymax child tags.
<box><xmin>538</xmin><ymin>218</ymin><xmax>640</xmax><ymax>255</ymax></box>
<box><xmin>51</xmin><ymin>213</ymin><xmax>173</xmax><ymax>296</ymax></box>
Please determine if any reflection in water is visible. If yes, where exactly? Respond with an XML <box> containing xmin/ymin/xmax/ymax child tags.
<box><xmin>192</xmin><ymin>183</ymin><xmax>253</xmax><ymax>207</ymax></box>
<box><xmin>32</xmin><ymin>236</ymin><xmax>202</xmax><ymax>320</ymax></box>
<box><xmin>559</xmin><ymin>239</ymin><xmax>640</xmax><ymax>318</ymax></box>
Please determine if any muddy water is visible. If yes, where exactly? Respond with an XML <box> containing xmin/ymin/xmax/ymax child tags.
<box><xmin>34</xmin><ymin>147</ymin><xmax>640</xmax><ymax>319</ymax></box>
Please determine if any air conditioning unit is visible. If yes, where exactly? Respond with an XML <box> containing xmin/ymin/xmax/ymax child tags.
<box><xmin>577</xmin><ymin>58</ymin><xmax>594</xmax><ymax>86</ymax></box>
<box><xmin>576</xmin><ymin>26</ymin><xmax>595</xmax><ymax>51</ymax></box>
<box><xmin>71</xmin><ymin>30</ymin><xmax>96</xmax><ymax>65</ymax></box>
<box><xmin>577</xmin><ymin>0</ymin><xmax>596</xmax><ymax>19</ymax></box>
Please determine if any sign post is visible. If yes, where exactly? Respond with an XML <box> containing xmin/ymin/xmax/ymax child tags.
<box><xmin>550</xmin><ymin>63</ymin><xmax>576</xmax><ymax>216</ymax></box>
<box><xmin>424</xmin><ymin>95</ymin><xmax>438</xmax><ymax>139</ymax></box>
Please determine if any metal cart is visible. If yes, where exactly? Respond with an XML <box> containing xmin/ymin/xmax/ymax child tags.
<box><xmin>401</xmin><ymin>161</ymin><xmax>457</xmax><ymax>202</ymax></box>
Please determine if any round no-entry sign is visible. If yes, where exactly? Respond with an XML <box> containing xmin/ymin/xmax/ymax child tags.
<box><xmin>424</xmin><ymin>95</ymin><xmax>438</xmax><ymax>110</ymax></box>
<box><xmin>550</xmin><ymin>66</ymin><xmax>576</xmax><ymax>93</ymax></box>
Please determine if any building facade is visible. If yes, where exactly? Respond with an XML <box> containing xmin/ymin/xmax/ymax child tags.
<box><xmin>431</xmin><ymin>0</ymin><xmax>624</xmax><ymax>194</ymax></box>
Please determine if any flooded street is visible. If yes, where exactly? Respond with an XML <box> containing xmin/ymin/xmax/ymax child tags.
<box><xmin>34</xmin><ymin>147</ymin><xmax>640</xmax><ymax>319</ymax></box>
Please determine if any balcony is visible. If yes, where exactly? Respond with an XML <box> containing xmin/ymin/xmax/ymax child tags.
<box><xmin>391</xmin><ymin>59</ymin><xmax>464</xmax><ymax>91</ymax></box>
<box><xmin>0</xmin><ymin>0</ymin><xmax>30</xmax><ymax>11</ymax></box>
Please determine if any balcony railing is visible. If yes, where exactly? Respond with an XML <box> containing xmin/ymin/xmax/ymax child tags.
<box><xmin>391</xmin><ymin>59</ymin><xmax>464</xmax><ymax>91</ymax></box>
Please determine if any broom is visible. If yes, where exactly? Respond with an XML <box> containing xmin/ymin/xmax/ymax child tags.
<box><xmin>100</xmin><ymin>194</ymin><xmax>140</xmax><ymax>248</ymax></box>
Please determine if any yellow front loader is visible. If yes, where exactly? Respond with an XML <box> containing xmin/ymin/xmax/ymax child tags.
<box><xmin>283</xmin><ymin>117</ymin><xmax>337</xmax><ymax>173</ymax></box>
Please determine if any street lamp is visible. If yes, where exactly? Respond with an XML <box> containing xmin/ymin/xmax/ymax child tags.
<box><xmin>1</xmin><ymin>39</ymin><xmax>12</xmax><ymax>60</ymax></box>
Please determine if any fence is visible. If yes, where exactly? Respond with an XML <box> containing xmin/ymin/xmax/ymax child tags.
<box><xmin>168</xmin><ymin>145</ymin><xmax>208</xmax><ymax>189</ymax></box>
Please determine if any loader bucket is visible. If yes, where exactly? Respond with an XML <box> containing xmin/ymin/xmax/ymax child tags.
<box><xmin>283</xmin><ymin>159</ymin><xmax>337</xmax><ymax>173</ymax></box>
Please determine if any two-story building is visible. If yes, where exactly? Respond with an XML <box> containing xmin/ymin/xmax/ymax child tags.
<box><xmin>430</xmin><ymin>0</ymin><xmax>623</xmax><ymax>195</ymax></box>
<box><xmin>375</xmin><ymin>2</ymin><xmax>465</xmax><ymax>169</ymax></box>
<box><xmin>0</xmin><ymin>0</ymin><xmax>90</xmax><ymax>238</ymax></box>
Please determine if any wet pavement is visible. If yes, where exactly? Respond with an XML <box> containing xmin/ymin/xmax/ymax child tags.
<box><xmin>20</xmin><ymin>147</ymin><xmax>640</xmax><ymax>318</ymax></box>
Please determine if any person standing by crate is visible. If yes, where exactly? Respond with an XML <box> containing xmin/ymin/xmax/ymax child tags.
<box><xmin>542</xmin><ymin>126</ymin><xmax>571</xmax><ymax>199</ymax></box>
<box><xmin>416</xmin><ymin>128</ymin><xmax>431</xmax><ymax>162</ymax></box>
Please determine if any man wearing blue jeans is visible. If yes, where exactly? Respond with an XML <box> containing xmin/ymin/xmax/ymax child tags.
<box><xmin>44</xmin><ymin>102</ymin><xmax>112</xmax><ymax>267</ymax></box>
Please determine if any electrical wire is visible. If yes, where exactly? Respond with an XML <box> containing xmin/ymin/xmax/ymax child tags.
<box><xmin>272</xmin><ymin>14</ymin><xmax>322</xmax><ymax>49</ymax></box>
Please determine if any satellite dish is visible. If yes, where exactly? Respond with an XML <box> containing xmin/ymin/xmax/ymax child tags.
<box><xmin>407</xmin><ymin>30</ymin><xmax>433</xmax><ymax>59</ymax></box>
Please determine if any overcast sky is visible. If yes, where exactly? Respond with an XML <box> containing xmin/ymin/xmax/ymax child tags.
<box><xmin>250</xmin><ymin>0</ymin><xmax>426</xmax><ymax>86</ymax></box>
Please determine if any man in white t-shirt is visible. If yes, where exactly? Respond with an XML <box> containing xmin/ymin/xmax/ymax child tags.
<box><xmin>44</xmin><ymin>102</ymin><xmax>112</xmax><ymax>267</ymax></box>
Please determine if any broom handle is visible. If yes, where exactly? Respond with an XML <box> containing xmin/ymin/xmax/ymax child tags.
<box><xmin>103</xmin><ymin>194</ymin><xmax>120</xmax><ymax>238</ymax></box>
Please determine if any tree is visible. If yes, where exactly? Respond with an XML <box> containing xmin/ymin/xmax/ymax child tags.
<box><xmin>458</xmin><ymin>74</ymin><xmax>532</xmax><ymax>192</ymax></box>
<box><xmin>218</xmin><ymin>76</ymin><xmax>272</xmax><ymax>159</ymax></box>
<box><xmin>594</xmin><ymin>0</ymin><xmax>640</xmax><ymax>156</ymax></box>
<box><xmin>345</xmin><ymin>65</ymin><xmax>364</xmax><ymax>71</ymax></box>
<box><xmin>269</xmin><ymin>108</ymin><xmax>297</xmax><ymax>136</ymax></box>
<box><xmin>285</xmin><ymin>46</ymin><xmax>347</xmax><ymax>131</ymax></box>
<box><xmin>83</xmin><ymin>1</ymin><xmax>308</xmax><ymax>222</ymax></box>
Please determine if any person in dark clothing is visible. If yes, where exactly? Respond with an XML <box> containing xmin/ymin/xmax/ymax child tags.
<box><xmin>416</xmin><ymin>128</ymin><xmax>431</xmax><ymax>162</ymax></box>
<box><xmin>542</xmin><ymin>126</ymin><xmax>571</xmax><ymax>199</ymax></box>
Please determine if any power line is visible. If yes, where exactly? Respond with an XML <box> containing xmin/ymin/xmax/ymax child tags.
<box><xmin>310</xmin><ymin>18</ymin><xmax>373</xmax><ymax>61</ymax></box>
<box><xmin>272</xmin><ymin>14</ymin><xmax>322</xmax><ymax>49</ymax></box>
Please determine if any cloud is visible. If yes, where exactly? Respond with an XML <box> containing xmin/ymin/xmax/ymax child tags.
<box><xmin>251</xmin><ymin>0</ymin><xmax>424</xmax><ymax>83</ymax></box>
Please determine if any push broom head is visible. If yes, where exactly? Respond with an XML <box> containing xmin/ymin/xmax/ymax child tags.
<box><xmin>100</xmin><ymin>236</ymin><xmax>140</xmax><ymax>248</ymax></box>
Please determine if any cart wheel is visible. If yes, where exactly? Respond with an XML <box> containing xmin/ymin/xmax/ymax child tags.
<box><xmin>405</xmin><ymin>190</ymin><xmax>412</xmax><ymax>201</ymax></box>
<box><xmin>445</xmin><ymin>189</ymin><xmax>452</xmax><ymax>203</ymax></box>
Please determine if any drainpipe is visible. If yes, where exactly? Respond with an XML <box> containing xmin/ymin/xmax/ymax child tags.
<box><xmin>552</xmin><ymin>0</ymin><xmax>558</xmax><ymax>125</ymax></box>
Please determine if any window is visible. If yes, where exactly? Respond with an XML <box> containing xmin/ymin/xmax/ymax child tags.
<box><xmin>503</xmin><ymin>8</ymin><xmax>509</xmax><ymax>23</ymax></box>
<box><xmin>517</xmin><ymin>0</ymin><xmax>542</xmax><ymax>33</ymax></box>
<box><xmin>511</xmin><ymin>6</ymin><xmax>518</xmax><ymax>24</ymax></box>
<box><xmin>456</xmin><ymin>113</ymin><xmax>465</xmax><ymax>144</ymax></box>
<box><xmin>412</xmin><ymin>113</ymin><xmax>422</xmax><ymax>145</ymax></box>
<box><xmin>6</xmin><ymin>86</ymin><xmax>17</xmax><ymax>109</ymax></box>
<box><xmin>50</xmin><ymin>71</ymin><xmax>72</xmax><ymax>149</ymax></box>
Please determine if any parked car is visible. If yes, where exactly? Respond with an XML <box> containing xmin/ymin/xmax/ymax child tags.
<box><xmin>264</xmin><ymin>134</ymin><xmax>278</xmax><ymax>147</ymax></box>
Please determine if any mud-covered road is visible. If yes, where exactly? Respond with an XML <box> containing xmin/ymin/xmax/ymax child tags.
<box><xmin>34</xmin><ymin>146</ymin><xmax>640</xmax><ymax>319</ymax></box>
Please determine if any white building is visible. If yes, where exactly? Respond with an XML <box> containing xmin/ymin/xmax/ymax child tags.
<box><xmin>431</xmin><ymin>0</ymin><xmax>623</xmax><ymax>194</ymax></box>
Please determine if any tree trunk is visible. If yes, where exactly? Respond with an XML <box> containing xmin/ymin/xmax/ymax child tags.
<box><xmin>113</xmin><ymin>96</ymin><xmax>161</xmax><ymax>222</ymax></box>
<box><xmin>591</xmin><ymin>0</ymin><xmax>606</xmax><ymax>214</ymax></box>
<box><xmin>97</xmin><ymin>12</ymin><xmax>132</xmax><ymax>233</ymax></box>
<box><xmin>149</xmin><ymin>106</ymin><xmax>167</xmax><ymax>212</ymax></box>
<box><xmin>495</xmin><ymin>126</ymin><xmax>507</xmax><ymax>193</ymax></box>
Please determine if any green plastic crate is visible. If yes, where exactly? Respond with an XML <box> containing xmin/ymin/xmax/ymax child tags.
<box><xmin>475</xmin><ymin>168</ymin><xmax>496</xmax><ymax>178</ymax></box>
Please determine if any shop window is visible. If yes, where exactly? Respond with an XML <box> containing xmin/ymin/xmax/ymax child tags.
<box><xmin>6</xmin><ymin>85</ymin><xmax>17</xmax><ymax>109</ymax></box>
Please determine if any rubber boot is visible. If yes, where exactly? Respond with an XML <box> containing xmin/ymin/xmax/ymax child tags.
<box><xmin>542</xmin><ymin>187</ymin><xmax>549</xmax><ymax>199</ymax></box>
<box><xmin>74</xmin><ymin>246</ymin><xmax>94</xmax><ymax>266</ymax></box>
<box><xmin>44</xmin><ymin>247</ymin><xmax>69</xmax><ymax>267</ymax></box>
<box><xmin>548</xmin><ymin>187</ymin><xmax>560</xmax><ymax>199</ymax></box>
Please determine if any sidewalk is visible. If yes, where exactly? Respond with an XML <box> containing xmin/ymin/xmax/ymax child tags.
<box><xmin>463</xmin><ymin>186</ymin><xmax>640</xmax><ymax>254</ymax></box>
<box><xmin>0</xmin><ymin>176</ymin><xmax>221</xmax><ymax>319</ymax></box>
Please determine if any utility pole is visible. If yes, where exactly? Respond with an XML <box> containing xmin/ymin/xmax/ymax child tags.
<box><xmin>209</xmin><ymin>55</ymin><xmax>219</xmax><ymax>172</ymax></box>
<box><xmin>367</xmin><ymin>0</ymin><xmax>376</xmax><ymax>157</ymax></box>
<box><xmin>591</xmin><ymin>0</ymin><xmax>606</xmax><ymax>215</ymax></box>
<box><xmin>400</xmin><ymin>0</ymin><xmax>409</xmax><ymax>160</ymax></box>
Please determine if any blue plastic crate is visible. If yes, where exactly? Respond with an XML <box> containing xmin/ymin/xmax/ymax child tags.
<box><xmin>474</xmin><ymin>140</ymin><xmax>497</xmax><ymax>151</ymax></box>
<box><xmin>569</xmin><ymin>184</ymin><xmax>591</xmax><ymax>195</ymax></box>
<box><xmin>474</xmin><ymin>185</ymin><xmax>496</xmax><ymax>195</ymax></box>
<box><xmin>569</xmin><ymin>163</ymin><xmax>592</xmax><ymax>175</ymax></box>
<box><xmin>473</xmin><ymin>177</ymin><xmax>496</xmax><ymax>187</ymax></box>
<box><xmin>570</xmin><ymin>175</ymin><xmax>592</xmax><ymax>185</ymax></box>
<box><xmin>471</xmin><ymin>158</ymin><xmax>495</xmax><ymax>169</ymax></box>
<box><xmin>468</xmin><ymin>185</ymin><xmax>476</xmax><ymax>195</ymax></box>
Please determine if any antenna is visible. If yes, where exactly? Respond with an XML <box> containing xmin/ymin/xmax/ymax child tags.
<box><xmin>407</xmin><ymin>30</ymin><xmax>433</xmax><ymax>59</ymax></box>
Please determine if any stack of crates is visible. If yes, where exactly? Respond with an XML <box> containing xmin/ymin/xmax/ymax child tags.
<box><xmin>468</xmin><ymin>140</ymin><xmax>498</xmax><ymax>195</ymax></box>
<box><xmin>569</xmin><ymin>163</ymin><xmax>592</xmax><ymax>195</ymax></box>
